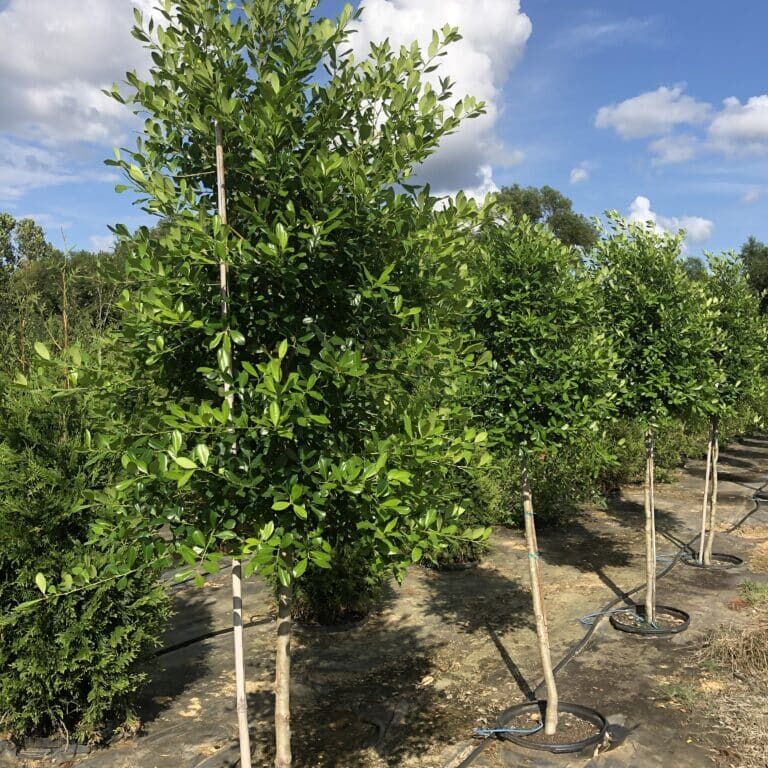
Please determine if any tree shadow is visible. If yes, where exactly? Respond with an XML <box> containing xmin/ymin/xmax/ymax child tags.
<box><xmin>536</xmin><ymin>515</ymin><xmax>636</xmax><ymax>606</ymax></box>
<box><xmin>717</xmin><ymin>454</ymin><xmax>763</xmax><ymax>471</ymax></box>
<box><xmin>134</xmin><ymin>575</ymin><xmax>240</xmax><ymax>726</ymax></box>
<box><xmin>253</xmin><ymin>622</ymin><xmax>449</xmax><ymax>767</ymax></box>
<box><xmin>246</xmin><ymin>565</ymin><xmax>536</xmax><ymax>767</ymax></box>
<box><xmin>686</xmin><ymin>463</ymin><xmax>760</xmax><ymax>487</ymax></box>
<box><xmin>720</xmin><ymin>444</ymin><xmax>768</xmax><ymax>465</ymax></box>
<box><xmin>418</xmin><ymin>563</ymin><xmax>534</xmax><ymax>634</ymax></box>
<box><xmin>737</xmin><ymin>436</ymin><xmax>768</xmax><ymax>448</ymax></box>
<box><xmin>601</xmin><ymin>495</ymin><xmax>683</xmax><ymax>536</ymax></box>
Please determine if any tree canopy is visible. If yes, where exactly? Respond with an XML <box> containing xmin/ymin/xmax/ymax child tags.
<box><xmin>740</xmin><ymin>236</ymin><xmax>768</xmax><ymax>313</ymax></box>
<box><xmin>472</xmin><ymin>217</ymin><xmax>618</xmax><ymax>454</ymax></box>
<box><xmin>102</xmin><ymin>0</ymin><xmax>491</xmax><ymax>590</ymax></box>
<box><xmin>591</xmin><ymin>215</ymin><xmax>719</xmax><ymax>425</ymax></box>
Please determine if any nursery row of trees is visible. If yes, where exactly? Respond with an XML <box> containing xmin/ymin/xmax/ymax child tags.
<box><xmin>2</xmin><ymin>0</ymin><xmax>768</xmax><ymax>764</ymax></box>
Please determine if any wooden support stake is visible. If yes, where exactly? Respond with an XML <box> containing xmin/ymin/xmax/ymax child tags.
<box><xmin>522</xmin><ymin>462</ymin><xmax>559</xmax><ymax>735</ymax></box>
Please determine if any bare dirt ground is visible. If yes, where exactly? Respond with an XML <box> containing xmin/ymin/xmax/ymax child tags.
<box><xmin>9</xmin><ymin>436</ymin><xmax>768</xmax><ymax>768</ymax></box>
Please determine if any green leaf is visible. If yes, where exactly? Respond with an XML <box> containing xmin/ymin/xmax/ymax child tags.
<box><xmin>387</xmin><ymin>469</ymin><xmax>412</xmax><ymax>485</ymax></box>
<box><xmin>275</xmin><ymin>222</ymin><xmax>288</xmax><ymax>251</ymax></box>
<box><xmin>174</xmin><ymin>456</ymin><xmax>197</xmax><ymax>470</ymax></box>
<box><xmin>194</xmin><ymin>444</ymin><xmax>210</xmax><ymax>467</ymax></box>
<box><xmin>34</xmin><ymin>342</ymin><xmax>51</xmax><ymax>361</ymax></box>
<box><xmin>269</xmin><ymin>401</ymin><xmax>281</xmax><ymax>427</ymax></box>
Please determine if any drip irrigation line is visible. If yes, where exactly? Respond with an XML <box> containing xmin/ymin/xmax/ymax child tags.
<box><xmin>455</xmin><ymin>471</ymin><xmax>768</xmax><ymax>768</ymax></box>
<box><xmin>155</xmin><ymin>615</ymin><xmax>272</xmax><ymax>658</ymax></box>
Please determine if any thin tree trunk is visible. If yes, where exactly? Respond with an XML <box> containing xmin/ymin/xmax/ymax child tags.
<box><xmin>215</xmin><ymin>121</ymin><xmax>252</xmax><ymax>768</ymax></box>
<box><xmin>644</xmin><ymin>429</ymin><xmax>656</xmax><ymax>624</ymax></box>
<box><xmin>698</xmin><ymin>418</ymin><xmax>715</xmax><ymax>564</ymax></box>
<box><xmin>274</xmin><ymin>565</ymin><xmax>293</xmax><ymax>767</ymax></box>
<box><xmin>522</xmin><ymin>463</ymin><xmax>558</xmax><ymax>735</ymax></box>
<box><xmin>703</xmin><ymin>418</ymin><xmax>720</xmax><ymax>565</ymax></box>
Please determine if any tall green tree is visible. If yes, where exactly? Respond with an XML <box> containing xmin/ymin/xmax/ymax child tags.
<box><xmin>473</xmin><ymin>217</ymin><xmax>618</xmax><ymax>733</ymax></box>
<box><xmin>697</xmin><ymin>254</ymin><xmax>766</xmax><ymax>565</ymax></box>
<box><xmin>739</xmin><ymin>236</ymin><xmax>768</xmax><ymax>312</ymax></box>
<box><xmin>94</xmin><ymin>2</ymin><xmax>490</xmax><ymax>765</ymax></box>
<box><xmin>494</xmin><ymin>184</ymin><xmax>598</xmax><ymax>248</ymax></box>
<box><xmin>592</xmin><ymin>214</ymin><xmax>718</xmax><ymax>624</ymax></box>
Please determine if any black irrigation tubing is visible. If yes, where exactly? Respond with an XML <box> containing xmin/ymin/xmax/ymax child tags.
<box><xmin>455</xmin><ymin>472</ymin><xmax>768</xmax><ymax>768</ymax></box>
<box><xmin>155</xmin><ymin>615</ymin><xmax>272</xmax><ymax>658</ymax></box>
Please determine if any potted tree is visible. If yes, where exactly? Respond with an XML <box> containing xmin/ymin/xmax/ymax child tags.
<box><xmin>472</xmin><ymin>215</ymin><xmax>617</xmax><ymax>748</ymax></box>
<box><xmin>592</xmin><ymin>215</ymin><xmax>718</xmax><ymax>636</ymax></box>
<box><xmin>91</xmin><ymin>3</ymin><xmax>492</xmax><ymax>767</ymax></box>
<box><xmin>690</xmin><ymin>253</ymin><xmax>766</xmax><ymax>568</ymax></box>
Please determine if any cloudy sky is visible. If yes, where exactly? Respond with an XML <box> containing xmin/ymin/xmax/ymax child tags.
<box><xmin>1</xmin><ymin>0</ymin><xmax>766</xmax><ymax>257</ymax></box>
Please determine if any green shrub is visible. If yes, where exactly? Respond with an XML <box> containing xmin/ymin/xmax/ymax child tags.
<box><xmin>292</xmin><ymin>545</ymin><xmax>385</xmax><ymax>625</ymax></box>
<box><xmin>0</xmin><ymin>380</ymin><xmax>169</xmax><ymax>741</ymax></box>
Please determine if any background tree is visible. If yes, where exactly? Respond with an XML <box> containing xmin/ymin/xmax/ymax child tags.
<box><xmin>96</xmin><ymin>2</ymin><xmax>491</xmax><ymax>765</ymax></box>
<box><xmin>739</xmin><ymin>236</ymin><xmax>768</xmax><ymax>312</ymax></box>
<box><xmin>495</xmin><ymin>184</ymin><xmax>598</xmax><ymax>248</ymax></box>
<box><xmin>683</xmin><ymin>256</ymin><xmax>707</xmax><ymax>282</ymax></box>
<box><xmin>697</xmin><ymin>254</ymin><xmax>766</xmax><ymax>565</ymax></box>
<box><xmin>472</xmin><ymin>217</ymin><xmax>618</xmax><ymax>733</ymax></box>
<box><xmin>592</xmin><ymin>215</ymin><xmax>718</xmax><ymax>625</ymax></box>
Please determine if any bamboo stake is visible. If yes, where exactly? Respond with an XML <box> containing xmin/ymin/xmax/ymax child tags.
<box><xmin>274</xmin><ymin>561</ymin><xmax>293</xmax><ymax>768</ymax></box>
<box><xmin>215</xmin><ymin>120</ymin><xmax>253</xmax><ymax>768</ymax></box>
<box><xmin>61</xmin><ymin>259</ymin><xmax>70</xmax><ymax>389</ymax></box>
<box><xmin>644</xmin><ymin>430</ymin><xmax>656</xmax><ymax>624</ymax></box>
<box><xmin>698</xmin><ymin>418</ymin><xmax>714</xmax><ymax>564</ymax></box>
<box><xmin>522</xmin><ymin>463</ymin><xmax>558</xmax><ymax>735</ymax></box>
<box><xmin>649</xmin><ymin>433</ymin><xmax>656</xmax><ymax>609</ymax></box>
<box><xmin>704</xmin><ymin>418</ymin><xmax>720</xmax><ymax>565</ymax></box>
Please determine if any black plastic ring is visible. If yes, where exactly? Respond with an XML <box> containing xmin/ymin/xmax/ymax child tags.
<box><xmin>681</xmin><ymin>552</ymin><xmax>744</xmax><ymax>569</ymax></box>
<box><xmin>497</xmin><ymin>701</ymin><xmax>607</xmax><ymax>754</ymax></box>
<box><xmin>609</xmin><ymin>604</ymin><xmax>690</xmax><ymax>636</ymax></box>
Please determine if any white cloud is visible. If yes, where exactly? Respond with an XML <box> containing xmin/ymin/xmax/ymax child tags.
<box><xmin>628</xmin><ymin>195</ymin><xmax>713</xmax><ymax>246</ymax></box>
<box><xmin>0</xmin><ymin>0</ymin><xmax>155</xmax><ymax>146</ymax></box>
<box><xmin>595</xmin><ymin>85</ymin><xmax>711</xmax><ymax>139</ymax></box>
<box><xmin>350</xmin><ymin>0</ymin><xmax>532</xmax><ymax>195</ymax></box>
<box><xmin>742</xmin><ymin>186</ymin><xmax>762</xmax><ymax>204</ymax></box>
<box><xmin>0</xmin><ymin>137</ymin><xmax>76</xmax><ymax>200</ymax></box>
<box><xmin>558</xmin><ymin>17</ymin><xmax>656</xmax><ymax>50</ymax></box>
<box><xmin>89</xmin><ymin>234</ymin><xmax>116</xmax><ymax>252</ymax></box>
<box><xmin>461</xmin><ymin>164</ymin><xmax>499</xmax><ymax>201</ymax></box>
<box><xmin>570</xmin><ymin>164</ymin><xmax>589</xmax><ymax>184</ymax></box>
<box><xmin>708</xmin><ymin>95</ymin><xmax>768</xmax><ymax>156</ymax></box>
<box><xmin>649</xmin><ymin>134</ymin><xmax>698</xmax><ymax>166</ymax></box>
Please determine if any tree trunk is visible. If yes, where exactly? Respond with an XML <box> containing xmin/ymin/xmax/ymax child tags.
<box><xmin>697</xmin><ymin>418</ymin><xmax>715</xmax><ymax>564</ymax></box>
<box><xmin>644</xmin><ymin>430</ymin><xmax>656</xmax><ymax>624</ymax></box>
<box><xmin>232</xmin><ymin>559</ymin><xmax>252</xmax><ymax>768</ymax></box>
<box><xmin>522</xmin><ymin>463</ymin><xmax>558</xmax><ymax>735</ymax></box>
<box><xmin>215</xmin><ymin>122</ymin><xmax>252</xmax><ymax>768</ymax></box>
<box><xmin>274</xmin><ymin>570</ymin><xmax>293</xmax><ymax>767</ymax></box>
<box><xmin>703</xmin><ymin>418</ymin><xmax>720</xmax><ymax>565</ymax></box>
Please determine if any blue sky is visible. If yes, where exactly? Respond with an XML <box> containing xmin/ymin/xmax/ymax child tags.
<box><xmin>1</xmin><ymin>0</ymin><xmax>766</xmax><ymax>257</ymax></box>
